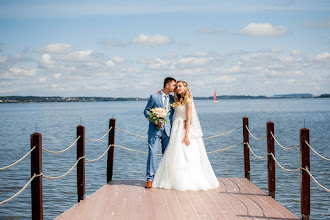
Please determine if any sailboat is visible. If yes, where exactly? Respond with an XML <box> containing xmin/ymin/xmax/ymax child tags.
<box><xmin>214</xmin><ymin>90</ymin><xmax>218</xmax><ymax>103</ymax></box>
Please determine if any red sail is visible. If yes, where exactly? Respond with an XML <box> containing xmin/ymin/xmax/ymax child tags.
<box><xmin>214</xmin><ymin>90</ymin><xmax>216</xmax><ymax>101</ymax></box>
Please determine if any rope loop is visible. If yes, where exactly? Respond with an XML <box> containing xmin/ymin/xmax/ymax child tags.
<box><xmin>85</xmin><ymin>127</ymin><xmax>113</xmax><ymax>142</ymax></box>
<box><xmin>115</xmin><ymin>127</ymin><xmax>148</xmax><ymax>139</ymax></box>
<box><xmin>42</xmin><ymin>136</ymin><xmax>80</xmax><ymax>154</ymax></box>
<box><xmin>203</xmin><ymin>126</ymin><xmax>243</xmax><ymax>140</ymax></box>
<box><xmin>270</xmin><ymin>132</ymin><xmax>300</xmax><ymax>150</ymax></box>
<box><xmin>245</xmin><ymin>125</ymin><xmax>267</xmax><ymax>141</ymax></box>
<box><xmin>0</xmin><ymin>173</ymin><xmax>42</xmax><ymax>205</ymax></box>
<box><xmin>301</xmin><ymin>166</ymin><xmax>330</xmax><ymax>192</ymax></box>
<box><xmin>305</xmin><ymin>141</ymin><xmax>330</xmax><ymax>161</ymax></box>
<box><xmin>0</xmin><ymin>146</ymin><xmax>36</xmax><ymax>171</ymax></box>
<box><xmin>86</xmin><ymin>144</ymin><xmax>113</xmax><ymax>162</ymax></box>
<box><xmin>43</xmin><ymin>157</ymin><xmax>85</xmax><ymax>180</ymax></box>
<box><xmin>245</xmin><ymin>142</ymin><xmax>268</xmax><ymax>159</ymax></box>
<box><xmin>270</xmin><ymin>153</ymin><xmax>300</xmax><ymax>172</ymax></box>
<box><xmin>206</xmin><ymin>142</ymin><xmax>243</xmax><ymax>154</ymax></box>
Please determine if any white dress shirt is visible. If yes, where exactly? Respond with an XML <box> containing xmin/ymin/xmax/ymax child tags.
<box><xmin>161</xmin><ymin>90</ymin><xmax>169</xmax><ymax>109</ymax></box>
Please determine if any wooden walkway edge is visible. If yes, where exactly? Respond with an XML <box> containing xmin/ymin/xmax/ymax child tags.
<box><xmin>56</xmin><ymin>178</ymin><xmax>299</xmax><ymax>220</ymax></box>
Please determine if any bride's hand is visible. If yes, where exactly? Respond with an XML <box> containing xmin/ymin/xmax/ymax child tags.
<box><xmin>182</xmin><ymin>136</ymin><xmax>190</xmax><ymax>146</ymax></box>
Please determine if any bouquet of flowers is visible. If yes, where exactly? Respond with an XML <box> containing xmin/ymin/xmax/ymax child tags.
<box><xmin>147</xmin><ymin>107</ymin><xmax>169</xmax><ymax>129</ymax></box>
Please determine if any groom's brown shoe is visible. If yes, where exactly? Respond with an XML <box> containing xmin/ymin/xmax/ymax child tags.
<box><xmin>145</xmin><ymin>181</ymin><xmax>152</xmax><ymax>188</ymax></box>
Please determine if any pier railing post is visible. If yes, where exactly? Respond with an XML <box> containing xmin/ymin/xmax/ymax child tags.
<box><xmin>243</xmin><ymin>117</ymin><xmax>250</xmax><ymax>180</ymax></box>
<box><xmin>31</xmin><ymin>133</ymin><xmax>43</xmax><ymax>220</ymax></box>
<box><xmin>77</xmin><ymin>125</ymin><xmax>85</xmax><ymax>203</ymax></box>
<box><xmin>300</xmin><ymin>128</ymin><xmax>310</xmax><ymax>220</ymax></box>
<box><xmin>107</xmin><ymin>118</ymin><xmax>116</xmax><ymax>183</ymax></box>
<box><xmin>267</xmin><ymin>122</ymin><xmax>275</xmax><ymax>199</ymax></box>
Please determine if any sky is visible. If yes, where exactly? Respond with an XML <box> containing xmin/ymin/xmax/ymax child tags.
<box><xmin>0</xmin><ymin>0</ymin><xmax>329</xmax><ymax>97</ymax></box>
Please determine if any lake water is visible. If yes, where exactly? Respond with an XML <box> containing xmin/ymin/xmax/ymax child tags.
<box><xmin>0</xmin><ymin>99</ymin><xmax>329</xmax><ymax>219</ymax></box>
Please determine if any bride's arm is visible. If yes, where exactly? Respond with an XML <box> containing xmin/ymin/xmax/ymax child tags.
<box><xmin>182</xmin><ymin>99</ymin><xmax>192</xmax><ymax>146</ymax></box>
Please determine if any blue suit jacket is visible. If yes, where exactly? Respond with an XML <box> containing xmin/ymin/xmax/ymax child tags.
<box><xmin>144</xmin><ymin>93</ymin><xmax>174</xmax><ymax>136</ymax></box>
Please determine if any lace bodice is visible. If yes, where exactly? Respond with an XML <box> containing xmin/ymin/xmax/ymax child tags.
<box><xmin>173</xmin><ymin>104</ymin><xmax>186</xmax><ymax>120</ymax></box>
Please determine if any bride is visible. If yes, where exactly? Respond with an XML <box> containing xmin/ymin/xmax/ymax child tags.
<box><xmin>153</xmin><ymin>81</ymin><xmax>219</xmax><ymax>191</ymax></box>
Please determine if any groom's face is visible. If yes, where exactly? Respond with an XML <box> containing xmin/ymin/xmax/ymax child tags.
<box><xmin>168</xmin><ymin>81</ymin><xmax>177</xmax><ymax>93</ymax></box>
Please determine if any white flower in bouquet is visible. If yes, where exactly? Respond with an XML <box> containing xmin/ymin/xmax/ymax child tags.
<box><xmin>147</xmin><ymin>107</ymin><xmax>169</xmax><ymax>129</ymax></box>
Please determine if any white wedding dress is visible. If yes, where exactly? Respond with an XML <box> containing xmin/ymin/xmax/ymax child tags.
<box><xmin>153</xmin><ymin>100</ymin><xmax>219</xmax><ymax>191</ymax></box>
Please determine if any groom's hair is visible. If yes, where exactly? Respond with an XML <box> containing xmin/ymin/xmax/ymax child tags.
<box><xmin>164</xmin><ymin>77</ymin><xmax>176</xmax><ymax>88</ymax></box>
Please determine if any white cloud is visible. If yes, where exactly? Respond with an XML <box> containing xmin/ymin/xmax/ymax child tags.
<box><xmin>112</xmin><ymin>56</ymin><xmax>125</xmax><ymax>63</ymax></box>
<box><xmin>2</xmin><ymin>66</ymin><xmax>37</xmax><ymax>79</ymax></box>
<box><xmin>105</xmin><ymin>60</ymin><xmax>115</xmax><ymax>68</ymax></box>
<box><xmin>105</xmin><ymin>56</ymin><xmax>125</xmax><ymax>68</ymax></box>
<box><xmin>132</xmin><ymin>34</ymin><xmax>172</xmax><ymax>46</ymax></box>
<box><xmin>40</xmin><ymin>53</ymin><xmax>55</xmax><ymax>68</ymax></box>
<box><xmin>39</xmin><ymin>77</ymin><xmax>47</xmax><ymax>83</ymax></box>
<box><xmin>239</xmin><ymin>23</ymin><xmax>288</xmax><ymax>36</ymax></box>
<box><xmin>36</xmin><ymin>43</ymin><xmax>73</xmax><ymax>53</ymax></box>
<box><xmin>315</xmin><ymin>52</ymin><xmax>330</xmax><ymax>62</ymax></box>
<box><xmin>215</xmin><ymin>75</ymin><xmax>236</xmax><ymax>84</ymax></box>
<box><xmin>291</xmin><ymin>49</ymin><xmax>302</xmax><ymax>56</ymax></box>
<box><xmin>178</xmin><ymin>57</ymin><xmax>212</xmax><ymax>67</ymax></box>
<box><xmin>52</xmin><ymin>73</ymin><xmax>61</xmax><ymax>79</ymax></box>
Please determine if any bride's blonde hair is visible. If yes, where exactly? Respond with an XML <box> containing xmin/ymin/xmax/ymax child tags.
<box><xmin>174</xmin><ymin>81</ymin><xmax>192</xmax><ymax>106</ymax></box>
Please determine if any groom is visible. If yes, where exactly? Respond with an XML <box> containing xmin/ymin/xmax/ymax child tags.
<box><xmin>143</xmin><ymin>77</ymin><xmax>176</xmax><ymax>188</ymax></box>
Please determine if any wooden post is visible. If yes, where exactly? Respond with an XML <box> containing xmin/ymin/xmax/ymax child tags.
<box><xmin>77</xmin><ymin>125</ymin><xmax>85</xmax><ymax>203</ymax></box>
<box><xmin>267</xmin><ymin>122</ymin><xmax>275</xmax><ymax>199</ymax></box>
<box><xmin>300</xmin><ymin>128</ymin><xmax>310</xmax><ymax>220</ymax></box>
<box><xmin>107</xmin><ymin>118</ymin><xmax>116</xmax><ymax>183</ymax></box>
<box><xmin>31</xmin><ymin>133</ymin><xmax>43</xmax><ymax>220</ymax></box>
<box><xmin>243</xmin><ymin>117</ymin><xmax>250</xmax><ymax>180</ymax></box>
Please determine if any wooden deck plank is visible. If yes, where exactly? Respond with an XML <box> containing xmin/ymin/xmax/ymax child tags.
<box><xmin>162</xmin><ymin>187</ymin><xmax>188</xmax><ymax>219</ymax></box>
<box><xmin>127</xmin><ymin>180</ymin><xmax>144</xmax><ymax>220</ymax></box>
<box><xmin>233</xmin><ymin>178</ymin><xmax>298</xmax><ymax>219</ymax></box>
<box><xmin>215</xmin><ymin>179</ymin><xmax>246</xmax><ymax>219</ymax></box>
<box><xmin>223</xmin><ymin>178</ymin><xmax>262</xmax><ymax>218</ymax></box>
<box><xmin>56</xmin><ymin>178</ymin><xmax>299</xmax><ymax>220</ymax></box>
<box><xmin>185</xmin><ymin>190</ymin><xmax>214</xmax><ymax>219</ymax></box>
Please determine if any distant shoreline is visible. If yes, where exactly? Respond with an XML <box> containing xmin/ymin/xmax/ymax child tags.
<box><xmin>0</xmin><ymin>94</ymin><xmax>329</xmax><ymax>103</ymax></box>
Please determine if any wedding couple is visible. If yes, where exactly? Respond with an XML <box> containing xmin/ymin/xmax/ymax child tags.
<box><xmin>143</xmin><ymin>77</ymin><xmax>219</xmax><ymax>191</ymax></box>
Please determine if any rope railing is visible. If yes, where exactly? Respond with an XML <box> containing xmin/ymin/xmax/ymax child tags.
<box><xmin>245</xmin><ymin>125</ymin><xmax>267</xmax><ymax>141</ymax></box>
<box><xmin>43</xmin><ymin>157</ymin><xmax>85</xmax><ymax>180</ymax></box>
<box><xmin>270</xmin><ymin>153</ymin><xmax>301</xmax><ymax>173</ymax></box>
<box><xmin>203</xmin><ymin>126</ymin><xmax>243</xmax><ymax>140</ymax></box>
<box><xmin>206</xmin><ymin>142</ymin><xmax>243</xmax><ymax>154</ymax></box>
<box><xmin>301</xmin><ymin>167</ymin><xmax>330</xmax><ymax>192</ymax></box>
<box><xmin>42</xmin><ymin>136</ymin><xmax>80</xmax><ymax>154</ymax></box>
<box><xmin>86</xmin><ymin>145</ymin><xmax>112</xmax><ymax>162</ymax></box>
<box><xmin>0</xmin><ymin>146</ymin><xmax>36</xmax><ymax>171</ymax></box>
<box><xmin>305</xmin><ymin>141</ymin><xmax>330</xmax><ymax>162</ymax></box>
<box><xmin>116</xmin><ymin>126</ymin><xmax>243</xmax><ymax>140</ymax></box>
<box><xmin>113</xmin><ymin>144</ymin><xmax>162</xmax><ymax>156</ymax></box>
<box><xmin>245</xmin><ymin>142</ymin><xmax>268</xmax><ymax>159</ymax></box>
<box><xmin>113</xmin><ymin>142</ymin><xmax>243</xmax><ymax>156</ymax></box>
<box><xmin>0</xmin><ymin>173</ymin><xmax>42</xmax><ymax>205</ymax></box>
<box><xmin>270</xmin><ymin>132</ymin><xmax>300</xmax><ymax>150</ymax></box>
<box><xmin>85</xmin><ymin>127</ymin><xmax>113</xmax><ymax>142</ymax></box>
<box><xmin>115</xmin><ymin>127</ymin><xmax>148</xmax><ymax>139</ymax></box>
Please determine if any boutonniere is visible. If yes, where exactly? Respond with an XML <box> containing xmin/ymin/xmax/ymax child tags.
<box><xmin>170</xmin><ymin>102</ymin><xmax>176</xmax><ymax>108</ymax></box>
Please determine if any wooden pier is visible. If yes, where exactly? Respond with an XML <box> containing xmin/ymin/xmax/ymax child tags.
<box><xmin>56</xmin><ymin>178</ymin><xmax>298</xmax><ymax>220</ymax></box>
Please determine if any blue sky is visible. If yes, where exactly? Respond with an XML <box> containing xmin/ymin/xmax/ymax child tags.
<box><xmin>0</xmin><ymin>0</ymin><xmax>329</xmax><ymax>97</ymax></box>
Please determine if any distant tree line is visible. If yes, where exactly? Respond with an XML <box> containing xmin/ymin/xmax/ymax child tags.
<box><xmin>318</xmin><ymin>94</ymin><xmax>330</xmax><ymax>98</ymax></box>
<box><xmin>0</xmin><ymin>94</ymin><xmax>329</xmax><ymax>103</ymax></box>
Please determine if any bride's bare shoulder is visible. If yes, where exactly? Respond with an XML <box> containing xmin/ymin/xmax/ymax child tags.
<box><xmin>186</xmin><ymin>98</ymin><xmax>193</xmax><ymax>103</ymax></box>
